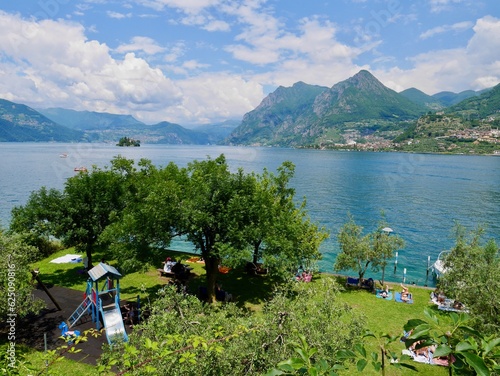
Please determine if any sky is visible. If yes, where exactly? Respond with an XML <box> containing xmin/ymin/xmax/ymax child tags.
<box><xmin>0</xmin><ymin>0</ymin><xmax>499</xmax><ymax>126</ymax></box>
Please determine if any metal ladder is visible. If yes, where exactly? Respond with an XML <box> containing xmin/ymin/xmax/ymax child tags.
<box><xmin>67</xmin><ymin>295</ymin><xmax>92</xmax><ymax>328</ymax></box>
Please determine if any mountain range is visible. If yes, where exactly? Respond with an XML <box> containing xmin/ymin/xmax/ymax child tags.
<box><xmin>225</xmin><ymin>70</ymin><xmax>497</xmax><ymax>148</ymax></box>
<box><xmin>0</xmin><ymin>70</ymin><xmax>498</xmax><ymax>153</ymax></box>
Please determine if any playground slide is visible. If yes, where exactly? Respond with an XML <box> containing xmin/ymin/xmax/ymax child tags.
<box><xmin>101</xmin><ymin>303</ymin><xmax>128</xmax><ymax>344</ymax></box>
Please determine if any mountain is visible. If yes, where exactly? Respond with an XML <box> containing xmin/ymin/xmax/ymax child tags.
<box><xmin>37</xmin><ymin>108</ymin><xmax>145</xmax><ymax>131</ymax></box>
<box><xmin>0</xmin><ymin>99</ymin><xmax>84</xmax><ymax>142</ymax></box>
<box><xmin>147</xmin><ymin>122</ymin><xmax>211</xmax><ymax>144</ymax></box>
<box><xmin>393</xmin><ymin>83</ymin><xmax>500</xmax><ymax>154</ymax></box>
<box><xmin>431</xmin><ymin>89</ymin><xmax>485</xmax><ymax>106</ymax></box>
<box><xmin>226</xmin><ymin>81</ymin><xmax>327</xmax><ymax>145</ymax></box>
<box><xmin>37</xmin><ymin>107</ymin><xmax>224</xmax><ymax>144</ymax></box>
<box><xmin>445</xmin><ymin>83</ymin><xmax>500</xmax><ymax>118</ymax></box>
<box><xmin>312</xmin><ymin>70</ymin><xmax>424</xmax><ymax>122</ymax></box>
<box><xmin>399</xmin><ymin>88</ymin><xmax>445</xmax><ymax>110</ymax></box>
<box><xmin>191</xmin><ymin>119</ymin><xmax>241</xmax><ymax>140</ymax></box>
<box><xmin>226</xmin><ymin>70</ymin><xmax>426</xmax><ymax>147</ymax></box>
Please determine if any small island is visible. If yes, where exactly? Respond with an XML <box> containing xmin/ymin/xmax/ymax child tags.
<box><xmin>116</xmin><ymin>137</ymin><xmax>140</xmax><ymax>147</ymax></box>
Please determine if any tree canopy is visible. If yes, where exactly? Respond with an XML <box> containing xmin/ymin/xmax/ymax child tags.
<box><xmin>438</xmin><ymin>225</ymin><xmax>500</xmax><ymax>335</ymax></box>
<box><xmin>334</xmin><ymin>215</ymin><xmax>404</xmax><ymax>286</ymax></box>
<box><xmin>10</xmin><ymin>154</ymin><xmax>326</xmax><ymax>303</ymax></box>
<box><xmin>11</xmin><ymin>158</ymin><xmax>130</xmax><ymax>267</ymax></box>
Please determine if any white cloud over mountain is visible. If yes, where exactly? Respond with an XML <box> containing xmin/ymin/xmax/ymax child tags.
<box><xmin>0</xmin><ymin>1</ymin><xmax>498</xmax><ymax>125</ymax></box>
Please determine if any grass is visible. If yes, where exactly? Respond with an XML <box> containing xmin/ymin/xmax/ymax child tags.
<box><xmin>22</xmin><ymin>249</ymin><xmax>452</xmax><ymax>375</ymax></box>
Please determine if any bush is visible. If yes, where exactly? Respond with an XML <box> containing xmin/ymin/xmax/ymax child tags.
<box><xmin>100</xmin><ymin>278</ymin><xmax>365</xmax><ymax>375</ymax></box>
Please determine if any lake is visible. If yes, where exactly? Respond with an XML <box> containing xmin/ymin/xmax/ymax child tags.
<box><xmin>1</xmin><ymin>142</ymin><xmax>498</xmax><ymax>286</ymax></box>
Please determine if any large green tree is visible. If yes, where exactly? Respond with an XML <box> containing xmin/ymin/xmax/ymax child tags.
<box><xmin>101</xmin><ymin>158</ymin><xmax>185</xmax><ymax>271</ymax></box>
<box><xmin>228</xmin><ymin>161</ymin><xmax>327</xmax><ymax>276</ymax></box>
<box><xmin>334</xmin><ymin>216</ymin><xmax>404</xmax><ymax>287</ymax></box>
<box><xmin>10</xmin><ymin>159</ymin><xmax>130</xmax><ymax>267</ymax></box>
<box><xmin>438</xmin><ymin>225</ymin><xmax>499</xmax><ymax>335</ymax></box>
<box><xmin>175</xmin><ymin>155</ymin><xmax>252</xmax><ymax>302</ymax></box>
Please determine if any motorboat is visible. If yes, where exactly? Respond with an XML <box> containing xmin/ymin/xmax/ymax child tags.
<box><xmin>74</xmin><ymin>166</ymin><xmax>88</xmax><ymax>172</ymax></box>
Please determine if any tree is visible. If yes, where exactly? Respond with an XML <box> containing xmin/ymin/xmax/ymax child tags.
<box><xmin>101</xmin><ymin>158</ymin><xmax>184</xmax><ymax>271</ymax></box>
<box><xmin>175</xmin><ymin>155</ymin><xmax>249</xmax><ymax>302</ymax></box>
<box><xmin>372</xmin><ymin>221</ymin><xmax>404</xmax><ymax>286</ymax></box>
<box><xmin>228</xmin><ymin>162</ymin><xmax>327</xmax><ymax>277</ymax></box>
<box><xmin>10</xmin><ymin>159</ymin><xmax>130</xmax><ymax>268</ymax></box>
<box><xmin>0</xmin><ymin>230</ymin><xmax>45</xmax><ymax>318</ymax></box>
<box><xmin>404</xmin><ymin>308</ymin><xmax>500</xmax><ymax>376</ymax></box>
<box><xmin>334</xmin><ymin>216</ymin><xmax>403</xmax><ymax>287</ymax></box>
<box><xmin>438</xmin><ymin>225</ymin><xmax>499</xmax><ymax>335</ymax></box>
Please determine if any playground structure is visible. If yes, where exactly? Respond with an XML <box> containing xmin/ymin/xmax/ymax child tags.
<box><xmin>66</xmin><ymin>262</ymin><xmax>128</xmax><ymax>344</ymax></box>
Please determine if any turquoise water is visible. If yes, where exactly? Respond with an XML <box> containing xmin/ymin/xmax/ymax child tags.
<box><xmin>1</xmin><ymin>143</ymin><xmax>498</xmax><ymax>286</ymax></box>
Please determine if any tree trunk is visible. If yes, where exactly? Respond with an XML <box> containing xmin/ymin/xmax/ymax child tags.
<box><xmin>358</xmin><ymin>271</ymin><xmax>365</xmax><ymax>287</ymax></box>
<box><xmin>204</xmin><ymin>256</ymin><xmax>220</xmax><ymax>303</ymax></box>
<box><xmin>252</xmin><ymin>240</ymin><xmax>262</xmax><ymax>264</ymax></box>
<box><xmin>86</xmin><ymin>244</ymin><xmax>93</xmax><ymax>269</ymax></box>
<box><xmin>381</xmin><ymin>264</ymin><xmax>386</xmax><ymax>286</ymax></box>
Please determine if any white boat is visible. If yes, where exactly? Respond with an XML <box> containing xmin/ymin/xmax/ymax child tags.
<box><xmin>431</xmin><ymin>251</ymin><xmax>448</xmax><ymax>278</ymax></box>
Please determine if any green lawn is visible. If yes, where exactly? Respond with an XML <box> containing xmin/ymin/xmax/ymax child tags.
<box><xmin>20</xmin><ymin>249</ymin><xmax>452</xmax><ymax>375</ymax></box>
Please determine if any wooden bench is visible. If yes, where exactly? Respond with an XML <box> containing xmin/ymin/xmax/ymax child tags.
<box><xmin>157</xmin><ymin>268</ymin><xmax>175</xmax><ymax>278</ymax></box>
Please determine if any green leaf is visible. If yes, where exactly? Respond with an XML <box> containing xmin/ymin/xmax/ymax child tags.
<box><xmin>423</xmin><ymin>307</ymin><xmax>439</xmax><ymax>324</ymax></box>
<box><xmin>484</xmin><ymin>337</ymin><xmax>500</xmax><ymax>355</ymax></box>
<box><xmin>356</xmin><ymin>359</ymin><xmax>367</xmax><ymax>372</ymax></box>
<box><xmin>354</xmin><ymin>344</ymin><xmax>366</xmax><ymax>358</ymax></box>
<box><xmin>404</xmin><ymin>318</ymin><xmax>425</xmax><ymax>331</ymax></box>
<box><xmin>433</xmin><ymin>345</ymin><xmax>452</xmax><ymax>358</ymax></box>
<box><xmin>282</xmin><ymin>357</ymin><xmax>306</xmax><ymax>370</ymax></box>
<box><xmin>410</xmin><ymin>323</ymin><xmax>431</xmax><ymax>339</ymax></box>
<box><xmin>307</xmin><ymin>367</ymin><xmax>318</xmax><ymax>376</ymax></box>
<box><xmin>461</xmin><ymin>352</ymin><xmax>490</xmax><ymax>376</ymax></box>
<box><xmin>336</xmin><ymin>349</ymin><xmax>357</xmax><ymax>359</ymax></box>
<box><xmin>145</xmin><ymin>365</ymin><xmax>157</xmax><ymax>373</ymax></box>
<box><xmin>456</xmin><ymin>341</ymin><xmax>475</xmax><ymax>352</ymax></box>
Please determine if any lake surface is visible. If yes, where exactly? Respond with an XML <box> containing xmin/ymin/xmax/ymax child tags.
<box><xmin>1</xmin><ymin>143</ymin><xmax>498</xmax><ymax>286</ymax></box>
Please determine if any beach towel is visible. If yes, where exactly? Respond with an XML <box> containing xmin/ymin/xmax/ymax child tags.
<box><xmin>395</xmin><ymin>292</ymin><xmax>413</xmax><ymax>304</ymax></box>
<box><xmin>375</xmin><ymin>289</ymin><xmax>393</xmax><ymax>300</ymax></box>
<box><xmin>50</xmin><ymin>254</ymin><xmax>83</xmax><ymax>264</ymax></box>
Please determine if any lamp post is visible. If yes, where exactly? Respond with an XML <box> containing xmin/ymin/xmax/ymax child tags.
<box><xmin>379</xmin><ymin>227</ymin><xmax>393</xmax><ymax>286</ymax></box>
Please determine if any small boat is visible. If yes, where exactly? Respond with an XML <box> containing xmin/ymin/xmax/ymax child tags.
<box><xmin>74</xmin><ymin>166</ymin><xmax>88</xmax><ymax>172</ymax></box>
<box><xmin>59</xmin><ymin>153</ymin><xmax>68</xmax><ymax>158</ymax></box>
<box><xmin>431</xmin><ymin>251</ymin><xmax>448</xmax><ymax>279</ymax></box>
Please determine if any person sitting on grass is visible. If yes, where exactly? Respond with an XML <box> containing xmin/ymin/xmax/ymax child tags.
<box><xmin>164</xmin><ymin>257</ymin><xmax>176</xmax><ymax>273</ymax></box>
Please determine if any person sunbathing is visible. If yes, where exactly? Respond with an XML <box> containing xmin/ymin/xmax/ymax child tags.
<box><xmin>380</xmin><ymin>285</ymin><xmax>390</xmax><ymax>298</ymax></box>
<box><xmin>401</xmin><ymin>283</ymin><xmax>410</xmax><ymax>302</ymax></box>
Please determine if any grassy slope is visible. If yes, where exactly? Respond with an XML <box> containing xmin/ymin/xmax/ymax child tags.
<box><xmin>20</xmin><ymin>249</ymin><xmax>449</xmax><ymax>375</ymax></box>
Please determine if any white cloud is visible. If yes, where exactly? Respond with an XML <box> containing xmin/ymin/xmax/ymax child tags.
<box><xmin>428</xmin><ymin>0</ymin><xmax>468</xmax><ymax>13</ymax></box>
<box><xmin>136</xmin><ymin>0</ymin><xmax>222</xmax><ymax>14</ymax></box>
<box><xmin>203</xmin><ymin>19</ymin><xmax>230</xmax><ymax>32</ymax></box>
<box><xmin>107</xmin><ymin>11</ymin><xmax>132</xmax><ymax>19</ymax></box>
<box><xmin>376</xmin><ymin>16</ymin><xmax>500</xmax><ymax>93</ymax></box>
<box><xmin>0</xmin><ymin>12</ymin><xmax>181</xmax><ymax>120</ymax></box>
<box><xmin>420</xmin><ymin>21</ymin><xmax>473</xmax><ymax>39</ymax></box>
<box><xmin>115</xmin><ymin>36</ymin><xmax>166</xmax><ymax>55</ymax></box>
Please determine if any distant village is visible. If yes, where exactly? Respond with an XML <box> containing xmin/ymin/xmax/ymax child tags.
<box><xmin>327</xmin><ymin>125</ymin><xmax>500</xmax><ymax>154</ymax></box>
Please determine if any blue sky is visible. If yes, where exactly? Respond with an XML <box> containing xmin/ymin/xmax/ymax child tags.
<box><xmin>0</xmin><ymin>0</ymin><xmax>499</xmax><ymax>125</ymax></box>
